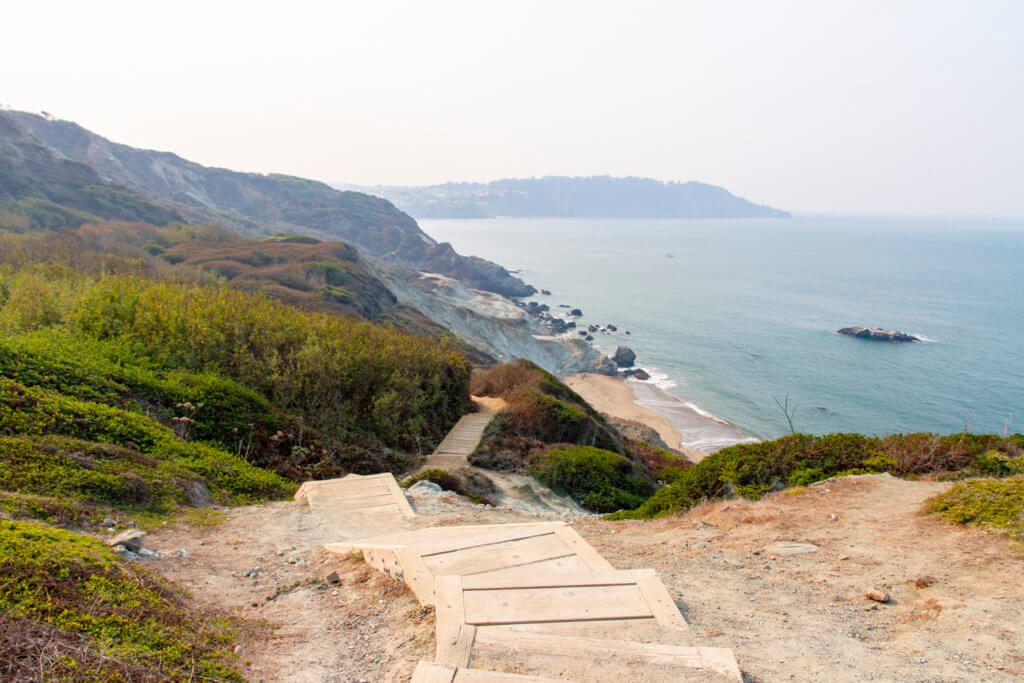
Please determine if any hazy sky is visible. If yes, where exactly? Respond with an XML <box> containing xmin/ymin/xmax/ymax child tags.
<box><xmin>3</xmin><ymin>1</ymin><xmax>1022</xmax><ymax>215</ymax></box>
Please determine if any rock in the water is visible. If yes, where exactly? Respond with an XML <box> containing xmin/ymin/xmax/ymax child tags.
<box><xmin>621</xmin><ymin>368</ymin><xmax>650</xmax><ymax>380</ymax></box>
<box><xmin>865</xmin><ymin>588</ymin><xmax>891</xmax><ymax>603</ymax></box>
<box><xmin>837</xmin><ymin>327</ymin><xmax>919</xmax><ymax>343</ymax></box>
<box><xmin>585</xmin><ymin>335</ymin><xmax>594</xmax><ymax>341</ymax></box>
<box><xmin>611</xmin><ymin>346</ymin><xmax>637</xmax><ymax>368</ymax></box>
<box><xmin>570</xmin><ymin>308</ymin><xmax>583</xmax><ymax>317</ymax></box>
<box><xmin>764</xmin><ymin>541</ymin><xmax>819</xmax><ymax>557</ymax></box>
<box><xmin>106</xmin><ymin>529</ymin><xmax>147</xmax><ymax>552</ymax></box>
<box><xmin>540</xmin><ymin>289</ymin><xmax>551</xmax><ymax>295</ymax></box>
<box><xmin>578</xmin><ymin>330</ymin><xmax>587</xmax><ymax>336</ymax></box>
<box><xmin>409</xmin><ymin>480</ymin><xmax>443</xmax><ymax>493</ymax></box>
<box><xmin>606</xmin><ymin>324</ymin><xmax>617</xmax><ymax>332</ymax></box>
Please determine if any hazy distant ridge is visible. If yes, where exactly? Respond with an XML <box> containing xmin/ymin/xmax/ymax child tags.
<box><xmin>340</xmin><ymin>176</ymin><xmax>790</xmax><ymax>219</ymax></box>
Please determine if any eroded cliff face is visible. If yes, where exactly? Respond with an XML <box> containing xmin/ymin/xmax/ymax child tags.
<box><xmin>385</xmin><ymin>270</ymin><xmax>615</xmax><ymax>375</ymax></box>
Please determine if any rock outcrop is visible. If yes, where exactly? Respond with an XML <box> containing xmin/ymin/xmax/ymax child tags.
<box><xmin>837</xmin><ymin>327</ymin><xmax>919</xmax><ymax>343</ymax></box>
<box><xmin>612</xmin><ymin>346</ymin><xmax>637</xmax><ymax>367</ymax></box>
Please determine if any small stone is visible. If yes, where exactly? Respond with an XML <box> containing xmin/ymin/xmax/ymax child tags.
<box><xmin>830</xmin><ymin>513</ymin><xmax>839</xmax><ymax>521</ymax></box>
<box><xmin>288</xmin><ymin>557</ymin><xmax>298</xmax><ymax>564</ymax></box>
<box><xmin>865</xmin><ymin>589</ymin><xmax>891</xmax><ymax>603</ymax></box>
<box><xmin>106</xmin><ymin>529</ymin><xmax>147</xmax><ymax>552</ymax></box>
<box><xmin>764</xmin><ymin>542</ymin><xmax>819</xmax><ymax>557</ymax></box>
<box><xmin>137</xmin><ymin>548</ymin><xmax>156</xmax><ymax>558</ymax></box>
<box><xmin>409</xmin><ymin>480</ymin><xmax>443</xmax><ymax>493</ymax></box>
<box><xmin>276</xmin><ymin>549</ymin><xmax>285</xmax><ymax>557</ymax></box>
<box><xmin>234</xmin><ymin>645</ymin><xmax>243</xmax><ymax>655</ymax></box>
<box><xmin>325</xmin><ymin>571</ymin><xmax>341</xmax><ymax>584</ymax></box>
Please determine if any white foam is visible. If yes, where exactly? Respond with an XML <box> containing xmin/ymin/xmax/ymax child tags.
<box><xmin>910</xmin><ymin>333</ymin><xmax>940</xmax><ymax>343</ymax></box>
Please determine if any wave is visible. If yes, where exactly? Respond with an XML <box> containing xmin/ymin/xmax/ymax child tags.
<box><xmin>911</xmin><ymin>333</ymin><xmax>941</xmax><ymax>343</ymax></box>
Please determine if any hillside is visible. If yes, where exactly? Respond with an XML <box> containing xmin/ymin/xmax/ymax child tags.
<box><xmin>342</xmin><ymin>175</ymin><xmax>790</xmax><ymax>219</ymax></box>
<box><xmin>0</xmin><ymin>110</ymin><xmax>534</xmax><ymax>297</ymax></box>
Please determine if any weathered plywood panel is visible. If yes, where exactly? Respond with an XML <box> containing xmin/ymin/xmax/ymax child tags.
<box><xmin>325</xmin><ymin>523</ymin><xmax>613</xmax><ymax>606</ymax></box>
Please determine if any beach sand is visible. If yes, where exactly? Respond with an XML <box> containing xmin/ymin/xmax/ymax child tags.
<box><xmin>565</xmin><ymin>373</ymin><xmax>707</xmax><ymax>462</ymax></box>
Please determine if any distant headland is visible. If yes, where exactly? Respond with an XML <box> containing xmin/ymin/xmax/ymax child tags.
<box><xmin>335</xmin><ymin>175</ymin><xmax>790</xmax><ymax>220</ymax></box>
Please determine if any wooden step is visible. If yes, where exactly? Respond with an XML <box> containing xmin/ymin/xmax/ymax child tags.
<box><xmin>412</xmin><ymin>661</ymin><xmax>562</xmax><ymax>682</ymax></box>
<box><xmin>294</xmin><ymin>473</ymin><xmax>415</xmax><ymax>523</ymax></box>
<box><xmin>434</xmin><ymin>626</ymin><xmax>742</xmax><ymax>681</ymax></box>
<box><xmin>325</xmin><ymin>522</ymin><xmax>613</xmax><ymax>606</ymax></box>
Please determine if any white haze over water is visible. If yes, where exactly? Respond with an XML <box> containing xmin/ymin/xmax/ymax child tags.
<box><xmin>423</xmin><ymin>216</ymin><xmax>1024</xmax><ymax>449</ymax></box>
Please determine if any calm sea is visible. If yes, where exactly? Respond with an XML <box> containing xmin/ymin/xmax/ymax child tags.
<box><xmin>422</xmin><ymin>215</ymin><xmax>1024</xmax><ymax>450</ymax></box>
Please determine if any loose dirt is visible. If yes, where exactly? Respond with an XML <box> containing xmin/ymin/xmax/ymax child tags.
<box><xmin>142</xmin><ymin>473</ymin><xmax>1023</xmax><ymax>681</ymax></box>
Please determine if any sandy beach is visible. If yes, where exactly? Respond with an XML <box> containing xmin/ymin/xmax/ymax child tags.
<box><xmin>565</xmin><ymin>373</ymin><xmax>708</xmax><ymax>461</ymax></box>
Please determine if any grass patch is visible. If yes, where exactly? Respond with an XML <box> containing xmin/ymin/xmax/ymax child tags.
<box><xmin>529</xmin><ymin>446</ymin><xmax>655</xmax><ymax>513</ymax></box>
<box><xmin>611</xmin><ymin>431</ymin><xmax>1024</xmax><ymax>520</ymax></box>
<box><xmin>0</xmin><ymin>519</ymin><xmax>245</xmax><ymax>680</ymax></box>
<box><xmin>927</xmin><ymin>476</ymin><xmax>1024</xmax><ymax>543</ymax></box>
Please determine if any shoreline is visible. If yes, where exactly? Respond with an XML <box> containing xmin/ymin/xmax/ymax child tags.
<box><xmin>566</xmin><ymin>372</ymin><xmax>757</xmax><ymax>461</ymax></box>
<box><xmin>565</xmin><ymin>373</ymin><xmax>710</xmax><ymax>462</ymax></box>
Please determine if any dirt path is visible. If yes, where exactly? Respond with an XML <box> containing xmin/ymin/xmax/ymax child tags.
<box><xmin>578</xmin><ymin>474</ymin><xmax>1024</xmax><ymax>681</ymax></box>
<box><xmin>142</xmin><ymin>474</ymin><xmax>1023</xmax><ymax>681</ymax></box>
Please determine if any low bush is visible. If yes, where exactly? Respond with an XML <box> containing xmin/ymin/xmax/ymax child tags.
<box><xmin>0</xmin><ymin>520</ymin><xmax>245</xmax><ymax>680</ymax></box>
<box><xmin>400</xmin><ymin>467</ymin><xmax>498</xmax><ymax>505</ymax></box>
<box><xmin>0</xmin><ymin>378</ymin><xmax>295</xmax><ymax>504</ymax></box>
<box><xmin>927</xmin><ymin>476</ymin><xmax>1024</xmax><ymax>543</ymax></box>
<box><xmin>529</xmin><ymin>446</ymin><xmax>655</xmax><ymax>513</ymax></box>
<box><xmin>470</xmin><ymin>361</ymin><xmax>625</xmax><ymax>470</ymax></box>
<box><xmin>612</xmin><ymin>431</ymin><xmax>1024</xmax><ymax>520</ymax></box>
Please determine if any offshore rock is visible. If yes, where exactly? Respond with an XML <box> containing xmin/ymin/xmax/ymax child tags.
<box><xmin>612</xmin><ymin>346</ymin><xmax>637</xmax><ymax>368</ymax></box>
<box><xmin>837</xmin><ymin>327</ymin><xmax>919</xmax><ymax>343</ymax></box>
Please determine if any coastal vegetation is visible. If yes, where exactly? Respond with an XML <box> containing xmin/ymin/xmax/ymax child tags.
<box><xmin>0</xmin><ymin>519</ymin><xmax>246</xmax><ymax>680</ymax></box>
<box><xmin>610</xmin><ymin>431</ymin><xmax>1024</xmax><ymax>525</ymax></box>
<box><xmin>468</xmin><ymin>360</ymin><xmax>687</xmax><ymax>511</ymax></box>
<box><xmin>0</xmin><ymin>213</ymin><xmax>473</xmax><ymax>672</ymax></box>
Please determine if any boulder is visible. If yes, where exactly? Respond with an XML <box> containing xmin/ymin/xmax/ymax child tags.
<box><xmin>106</xmin><ymin>529</ymin><xmax>147</xmax><ymax>552</ymax></box>
<box><xmin>409</xmin><ymin>480</ymin><xmax>443</xmax><ymax>494</ymax></box>
<box><xmin>621</xmin><ymin>368</ymin><xmax>650</xmax><ymax>380</ymax></box>
<box><xmin>611</xmin><ymin>346</ymin><xmax>637</xmax><ymax>368</ymax></box>
<box><xmin>837</xmin><ymin>327</ymin><xmax>919</xmax><ymax>343</ymax></box>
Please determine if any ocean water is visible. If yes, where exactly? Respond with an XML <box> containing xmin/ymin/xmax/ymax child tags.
<box><xmin>421</xmin><ymin>215</ymin><xmax>1024</xmax><ymax>451</ymax></box>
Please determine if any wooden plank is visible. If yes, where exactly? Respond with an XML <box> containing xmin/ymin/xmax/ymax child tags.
<box><xmin>550</xmin><ymin>526</ymin><xmax>615</xmax><ymax>572</ymax></box>
<box><xmin>479</xmin><ymin>554</ymin><xmax>593</xmax><ymax>580</ymax></box>
<box><xmin>411</xmin><ymin>661</ymin><xmax>457</xmax><ymax>683</ymax></box>
<box><xmin>463</xmin><ymin>584</ymin><xmax>651</xmax><ymax>625</ymax></box>
<box><xmin>424</xmin><ymin>533</ymin><xmax>574</xmax><ymax>577</ymax></box>
<box><xmin>435</xmin><ymin>576</ymin><xmax>469</xmax><ymax>666</ymax></box>
<box><xmin>631</xmin><ymin>568</ymin><xmax>690</xmax><ymax>633</ymax></box>
<box><xmin>472</xmin><ymin>628</ymin><xmax>741</xmax><ymax>680</ymax></box>
<box><xmin>384</xmin><ymin>472</ymin><xmax>417</xmax><ymax>519</ymax></box>
<box><xmin>460</xmin><ymin>571</ymin><xmax>637</xmax><ymax>591</ymax></box>
<box><xmin>395</xmin><ymin>546</ymin><xmax>434</xmax><ymax>604</ymax></box>
<box><xmin>415</xmin><ymin>523</ymin><xmax>566</xmax><ymax>556</ymax></box>
<box><xmin>412</xmin><ymin>662</ymin><xmax>562</xmax><ymax>683</ymax></box>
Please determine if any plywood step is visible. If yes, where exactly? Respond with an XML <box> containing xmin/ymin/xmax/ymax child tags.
<box><xmin>325</xmin><ymin>522</ymin><xmax>613</xmax><ymax>606</ymax></box>
<box><xmin>294</xmin><ymin>473</ymin><xmax>416</xmax><ymax>525</ymax></box>
<box><xmin>412</xmin><ymin>661</ymin><xmax>562</xmax><ymax>682</ymax></box>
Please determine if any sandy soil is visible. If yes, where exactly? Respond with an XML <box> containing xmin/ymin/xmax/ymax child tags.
<box><xmin>566</xmin><ymin>373</ymin><xmax>706</xmax><ymax>461</ymax></box>
<box><xmin>578</xmin><ymin>474</ymin><xmax>1024</xmax><ymax>682</ymax></box>
<box><xmin>140</xmin><ymin>473</ymin><xmax>1023</xmax><ymax>681</ymax></box>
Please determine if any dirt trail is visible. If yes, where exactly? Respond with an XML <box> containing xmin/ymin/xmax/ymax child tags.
<box><xmin>579</xmin><ymin>474</ymin><xmax>1024</xmax><ymax>681</ymax></box>
<box><xmin>143</xmin><ymin>473</ymin><xmax>1023</xmax><ymax>681</ymax></box>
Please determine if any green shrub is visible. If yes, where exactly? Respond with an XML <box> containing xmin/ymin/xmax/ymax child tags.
<box><xmin>0</xmin><ymin>520</ymin><xmax>245</xmax><ymax>680</ymax></box>
<box><xmin>529</xmin><ymin>446</ymin><xmax>654</xmax><ymax>513</ymax></box>
<box><xmin>0</xmin><ymin>378</ymin><xmax>294</xmax><ymax>503</ymax></box>
<box><xmin>612</xmin><ymin>431</ymin><xmax>1024</xmax><ymax>520</ymax></box>
<box><xmin>928</xmin><ymin>476</ymin><xmax>1024</xmax><ymax>543</ymax></box>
